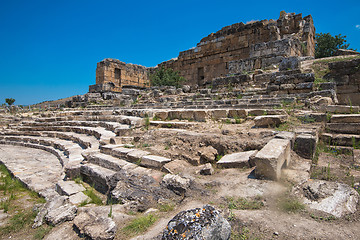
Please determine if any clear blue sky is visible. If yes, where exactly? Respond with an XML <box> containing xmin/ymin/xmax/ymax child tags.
<box><xmin>1</xmin><ymin>0</ymin><xmax>359</xmax><ymax>105</ymax></box>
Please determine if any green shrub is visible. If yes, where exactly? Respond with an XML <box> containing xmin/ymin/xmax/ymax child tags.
<box><xmin>150</xmin><ymin>67</ymin><xmax>185</xmax><ymax>87</ymax></box>
<box><xmin>315</xmin><ymin>33</ymin><xmax>353</xmax><ymax>58</ymax></box>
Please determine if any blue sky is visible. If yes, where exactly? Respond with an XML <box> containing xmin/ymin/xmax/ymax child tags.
<box><xmin>1</xmin><ymin>0</ymin><xmax>359</xmax><ymax>105</ymax></box>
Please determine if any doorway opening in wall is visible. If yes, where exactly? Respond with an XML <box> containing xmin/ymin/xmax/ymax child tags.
<box><xmin>114</xmin><ymin>68</ymin><xmax>121</xmax><ymax>86</ymax></box>
<box><xmin>197</xmin><ymin>67</ymin><xmax>204</xmax><ymax>85</ymax></box>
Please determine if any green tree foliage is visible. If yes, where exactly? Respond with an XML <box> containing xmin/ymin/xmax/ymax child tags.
<box><xmin>5</xmin><ymin>98</ymin><xmax>15</xmax><ymax>106</ymax></box>
<box><xmin>150</xmin><ymin>67</ymin><xmax>185</xmax><ymax>88</ymax></box>
<box><xmin>315</xmin><ymin>33</ymin><xmax>350</xmax><ymax>58</ymax></box>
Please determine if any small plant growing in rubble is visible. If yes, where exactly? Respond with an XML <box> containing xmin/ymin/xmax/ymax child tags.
<box><xmin>5</xmin><ymin>98</ymin><xmax>15</xmax><ymax>106</ymax></box>
<box><xmin>122</xmin><ymin>214</ymin><xmax>157</xmax><ymax>236</ymax></box>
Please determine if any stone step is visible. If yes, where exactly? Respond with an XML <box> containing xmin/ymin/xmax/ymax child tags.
<box><xmin>321</xmin><ymin>133</ymin><xmax>360</xmax><ymax>147</ymax></box>
<box><xmin>83</xmin><ymin>151</ymin><xmax>155</xmax><ymax>176</ymax></box>
<box><xmin>2</xmin><ymin>130</ymin><xmax>99</xmax><ymax>150</ymax></box>
<box><xmin>80</xmin><ymin>163</ymin><xmax>117</xmax><ymax>194</ymax></box>
<box><xmin>330</xmin><ymin>114</ymin><xmax>360</xmax><ymax>123</ymax></box>
<box><xmin>0</xmin><ymin>140</ymin><xmax>67</xmax><ymax>167</ymax></box>
<box><xmin>150</xmin><ymin>121</ymin><xmax>198</xmax><ymax>129</ymax></box>
<box><xmin>56</xmin><ymin>110</ymin><xmax>114</xmax><ymax>117</ymax></box>
<box><xmin>253</xmin><ymin>138</ymin><xmax>291</xmax><ymax>180</ymax></box>
<box><xmin>15</xmin><ymin>125</ymin><xmax>116</xmax><ymax>142</ymax></box>
<box><xmin>327</xmin><ymin>123</ymin><xmax>360</xmax><ymax>135</ymax></box>
<box><xmin>83</xmin><ymin>150</ymin><xmax>132</xmax><ymax>172</ymax></box>
<box><xmin>320</xmin><ymin>105</ymin><xmax>360</xmax><ymax>114</ymax></box>
<box><xmin>98</xmin><ymin>144</ymin><xmax>170</xmax><ymax>170</ymax></box>
<box><xmin>0</xmin><ymin>135</ymin><xmax>83</xmax><ymax>161</ymax></box>
<box><xmin>37</xmin><ymin>115</ymin><xmax>144</xmax><ymax>127</ymax></box>
<box><xmin>22</xmin><ymin>120</ymin><xmax>131</xmax><ymax>135</ymax></box>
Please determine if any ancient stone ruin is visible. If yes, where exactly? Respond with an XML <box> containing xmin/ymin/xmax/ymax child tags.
<box><xmin>1</xmin><ymin>11</ymin><xmax>360</xmax><ymax>240</ymax></box>
<box><xmin>89</xmin><ymin>12</ymin><xmax>314</xmax><ymax>93</ymax></box>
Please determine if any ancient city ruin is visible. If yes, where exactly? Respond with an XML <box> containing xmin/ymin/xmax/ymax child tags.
<box><xmin>1</xmin><ymin>12</ymin><xmax>360</xmax><ymax>239</ymax></box>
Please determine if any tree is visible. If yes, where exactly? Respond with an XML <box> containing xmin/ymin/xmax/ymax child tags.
<box><xmin>150</xmin><ymin>67</ymin><xmax>185</xmax><ymax>88</ymax></box>
<box><xmin>5</xmin><ymin>98</ymin><xmax>15</xmax><ymax>106</ymax></box>
<box><xmin>315</xmin><ymin>33</ymin><xmax>350</xmax><ymax>58</ymax></box>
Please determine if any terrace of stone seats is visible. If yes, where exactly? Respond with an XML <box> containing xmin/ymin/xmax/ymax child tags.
<box><xmin>0</xmin><ymin>56</ymin><xmax>360</xmax><ymax>239</ymax></box>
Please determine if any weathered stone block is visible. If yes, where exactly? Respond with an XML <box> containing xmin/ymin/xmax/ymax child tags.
<box><xmin>69</xmin><ymin>192</ymin><xmax>91</xmax><ymax>205</ymax></box>
<box><xmin>162</xmin><ymin>205</ymin><xmax>231</xmax><ymax>240</ymax></box>
<box><xmin>330</xmin><ymin>114</ymin><xmax>360</xmax><ymax>123</ymax></box>
<box><xmin>140</xmin><ymin>155</ymin><xmax>171</xmax><ymax>169</ymax></box>
<box><xmin>254</xmin><ymin>115</ymin><xmax>287</xmax><ymax>127</ymax></box>
<box><xmin>154</xmin><ymin>111</ymin><xmax>168</xmax><ymax>121</ymax></box>
<box><xmin>279</xmin><ymin>56</ymin><xmax>301</xmax><ymax>71</ymax></box>
<box><xmin>111</xmin><ymin>147</ymin><xmax>134</xmax><ymax>159</ymax></box>
<box><xmin>254</xmin><ymin>139</ymin><xmax>291</xmax><ymax>180</ymax></box>
<box><xmin>73</xmin><ymin>209</ymin><xmax>116</xmax><ymax>240</ymax></box>
<box><xmin>126</xmin><ymin>149</ymin><xmax>150</xmax><ymax>163</ymax></box>
<box><xmin>297</xmin><ymin>180</ymin><xmax>359</xmax><ymax>217</ymax></box>
<box><xmin>193</xmin><ymin>110</ymin><xmax>207</xmax><ymax>121</ymax></box>
<box><xmin>161</xmin><ymin>174</ymin><xmax>190</xmax><ymax>195</ymax></box>
<box><xmin>275</xmin><ymin>131</ymin><xmax>296</xmax><ymax>148</ymax></box>
<box><xmin>179</xmin><ymin>110</ymin><xmax>194</xmax><ymax>120</ymax></box>
<box><xmin>199</xmin><ymin>163</ymin><xmax>214</xmax><ymax>175</ymax></box>
<box><xmin>217</xmin><ymin>150</ymin><xmax>257</xmax><ymax>168</ymax></box>
<box><xmin>211</xmin><ymin>110</ymin><xmax>228</xmax><ymax>120</ymax></box>
<box><xmin>198</xmin><ymin>146</ymin><xmax>218</xmax><ymax>163</ymax></box>
<box><xmin>294</xmin><ymin>134</ymin><xmax>317</xmax><ymax>159</ymax></box>
<box><xmin>55</xmin><ymin>181</ymin><xmax>85</xmax><ymax>196</ymax></box>
<box><xmin>45</xmin><ymin>204</ymin><xmax>77</xmax><ymax>226</ymax></box>
<box><xmin>247</xmin><ymin>109</ymin><xmax>265</xmax><ymax>116</ymax></box>
<box><xmin>228</xmin><ymin>109</ymin><xmax>247</xmax><ymax>118</ymax></box>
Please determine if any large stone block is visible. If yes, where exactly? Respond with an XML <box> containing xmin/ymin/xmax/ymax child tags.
<box><xmin>254</xmin><ymin>139</ymin><xmax>291</xmax><ymax>180</ymax></box>
<box><xmin>228</xmin><ymin>109</ymin><xmax>247</xmax><ymax>118</ymax></box>
<box><xmin>294</xmin><ymin>134</ymin><xmax>317</xmax><ymax>159</ymax></box>
<box><xmin>279</xmin><ymin>56</ymin><xmax>301</xmax><ymax>71</ymax></box>
<box><xmin>211</xmin><ymin>110</ymin><xmax>228</xmax><ymax>120</ymax></box>
<box><xmin>275</xmin><ymin>131</ymin><xmax>296</xmax><ymax>148</ymax></box>
<box><xmin>193</xmin><ymin>110</ymin><xmax>207</xmax><ymax>121</ymax></box>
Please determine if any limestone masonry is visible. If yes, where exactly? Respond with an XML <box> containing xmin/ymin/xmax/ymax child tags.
<box><xmin>90</xmin><ymin>12</ymin><xmax>315</xmax><ymax>92</ymax></box>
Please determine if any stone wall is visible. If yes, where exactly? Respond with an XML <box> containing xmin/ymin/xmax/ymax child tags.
<box><xmin>90</xmin><ymin>58</ymin><xmax>150</xmax><ymax>93</ymax></box>
<box><xmin>159</xmin><ymin>12</ymin><xmax>315</xmax><ymax>86</ymax></box>
<box><xmin>328</xmin><ymin>58</ymin><xmax>360</xmax><ymax>105</ymax></box>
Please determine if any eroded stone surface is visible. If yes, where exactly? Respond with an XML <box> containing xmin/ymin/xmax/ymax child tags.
<box><xmin>217</xmin><ymin>150</ymin><xmax>257</xmax><ymax>168</ymax></box>
<box><xmin>162</xmin><ymin>174</ymin><xmax>191</xmax><ymax>195</ymax></box>
<box><xmin>295</xmin><ymin>180</ymin><xmax>359</xmax><ymax>217</ymax></box>
<box><xmin>73</xmin><ymin>208</ymin><xmax>116</xmax><ymax>240</ymax></box>
<box><xmin>0</xmin><ymin>145</ymin><xmax>63</xmax><ymax>199</ymax></box>
<box><xmin>162</xmin><ymin>205</ymin><xmax>231</xmax><ymax>240</ymax></box>
<box><xmin>55</xmin><ymin>180</ymin><xmax>86</xmax><ymax>196</ymax></box>
<box><xmin>45</xmin><ymin>204</ymin><xmax>77</xmax><ymax>226</ymax></box>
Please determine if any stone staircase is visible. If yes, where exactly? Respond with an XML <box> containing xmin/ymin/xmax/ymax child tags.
<box><xmin>322</xmin><ymin>114</ymin><xmax>360</xmax><ymax>149</ymax></box>
<box><xmin>0</xmin><ymin>111</ymin><xmax>170</xmax><ymax>202</ymax></box>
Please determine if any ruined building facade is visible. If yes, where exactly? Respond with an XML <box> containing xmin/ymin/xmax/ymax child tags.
<box><xmin>89</xmin><ymin>59</ymin><xmax>150</xmax><ymax>93</ymax></box>
<box><xmin>90</xmin><ymin>12</ymin><xmax>315</xmax><ymax>92</ymax></box>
